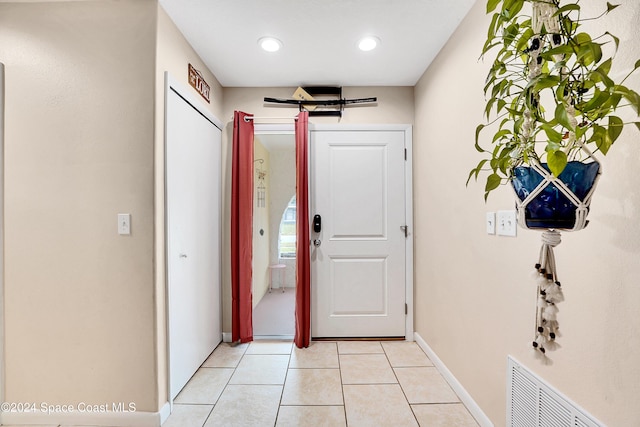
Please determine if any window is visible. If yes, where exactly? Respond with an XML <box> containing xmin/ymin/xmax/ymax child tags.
<box><xmin>278</xmin><ymin>195</ymin><xmax>296</xmax><ymax>259</ymax></box>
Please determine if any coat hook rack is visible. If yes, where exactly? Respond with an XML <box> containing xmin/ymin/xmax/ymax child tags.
<box><xmin>264</xmin><ymin>86</ymin><xmax>376</xmax><ymax>117</ymax></box>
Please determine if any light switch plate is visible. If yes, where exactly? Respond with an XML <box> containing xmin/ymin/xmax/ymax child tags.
<box><xmin>118</xmin><ymin>213</ymin><xmax>131</xmax><ymax>235</ymax></box>
<box><xmin>486</xmin><ymin>212</ymin><xmax>496</xmax><ymax>235</ymax></box>
<box><xmin>497</xmin><ymin>210</ymin><xmax>517</xmax><ymax>237</ymax></box>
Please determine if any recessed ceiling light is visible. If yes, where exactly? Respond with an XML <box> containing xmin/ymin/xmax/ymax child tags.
<box><xmin>358</xmin><ymin>36</ymin><xmax>380</xmax><ymax>52</ymax></box>
<box><xmin>258</xmin><ymin>37</ymin><xmax>282</xmax><ymax>52</ymax></box>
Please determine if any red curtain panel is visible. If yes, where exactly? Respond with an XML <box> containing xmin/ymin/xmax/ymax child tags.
<box><xmin>231</xmin><ymin>111</ymin><xmax>254</xmax><ymax>343</ymax></box>
<box><xmin>294</xmin><ymin>111</ymin><xmax>310</xmax><ymax>348</ymax></box>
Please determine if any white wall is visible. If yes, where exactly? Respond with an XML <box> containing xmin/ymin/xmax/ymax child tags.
<box><xmin>413</xmin><ymin>1</ymin><xmax>640</xmax><ymax>425</ymax></box>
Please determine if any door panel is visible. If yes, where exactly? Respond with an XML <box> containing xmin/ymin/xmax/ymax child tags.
<box><xmin>330</xmin><ymin>145</ymin><xmax>387</xmax><ymax>238</ymax></box>
<box><xmin>311</xmin><ymin>129</ymin><xmax>406</xmax><ymax>338</ymax></box>
<box><xmin>330</xmin><ymin>257</ymin><xmax>387</xmax><ymax>315</ymax></box>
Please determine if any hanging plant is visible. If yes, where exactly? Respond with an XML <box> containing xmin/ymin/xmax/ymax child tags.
<box><xmin>468</xmin><ymin>0</ymin><xmax>640</xmax><ymax>358</ymax></box>
<box><xmin>470</xmin><ymin>0</ymin><xmax>640</xmax><ymax>200</ymax></box>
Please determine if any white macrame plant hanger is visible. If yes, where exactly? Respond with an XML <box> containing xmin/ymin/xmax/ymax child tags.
<box><xmin>511</xmin><ymin>1</ymin><xmax>603</xmax><ymax>359</ymax></box>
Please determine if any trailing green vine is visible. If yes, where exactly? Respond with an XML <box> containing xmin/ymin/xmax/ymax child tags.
<box><xmin>469</xmin><ymin>0</ymin><xmax>640</xmax><ymax>200</ymax></box>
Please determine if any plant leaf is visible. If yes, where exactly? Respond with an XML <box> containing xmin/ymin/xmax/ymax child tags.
<box><xmin>542</xmin><ymin>45</ymin><xmax>574</xmax><ymax>58</ymax></box>
<box><xmin>492</xmin><ymin>129</ymin><xmax>512</xmax><ymax>143</ymax></box>
<box><xmin>555</xmin><ymin>4</ymin><xmax>580</xmax><ymax>16</ymax></box>
<box><xmin>605</xmin><ymin>32</ymin><xmax>620</xmax><ymax>54</ymax></box>
<box><xmin>580</xmin><ymin>89</ymin><xmax>609</xmax><ymax>112</ymax></box>
<box><xmin>487</xmin><ymin>0</ymin><xmax>501</xmax><ymax>13</ymax></box>
<box><xmin>486</xmin><ymin>13</ymin><xmax>500</xmax><ymax>43</ymax></box>
<box><xmin>475</xmin><ymin>124</ymin><xmax>486</xmax><ymax>152</ymax></box>
<box><xmin>485</xmin><ymin>173</ymin><xmax>502</xmax><ymax>193</ymax></box>
<box><xmin>589</xmin><ymin>124</ymin><xmax>608</xmax><ymax>153</ymax></box>
<box><xmin>534</xmin><ymin>75</ymin><xmax>561</xmax><ymax>91</ymax></box>
<box><xmin>485</xmin><ymin>97</ymin><xmax>496</xmax><ymax>120</ymax></box>
<box><xmin>606</xmin><ymin>2</ymin><xmax>620</xmax><ymax>13</ymax></box>
<box><xmin>577</xmin><ymin>41</ymin><xmax>602</xmax><ymax>66</ymax></box>
<box><xmin>607</xmin><ymin>115</ymin><xmax>624</xmax><ymax>147</ymax></box>
<box><xmin>505</xmin><ymin>0</ymin><xmax>524</xmax><ymax>19</ymax></box>
<box><xmin>555</xmin><ymin>104</ymin><xmax>574</xmax><ymax>131</ymax></box>
<box><xmin>515</xmin><ymin>28</ymin><xmax>534</xmax><ymax>53</ymax></box>
<box><xmin>547</xmin><ymin>150</ymin><xmax>568</xmax><ymax>176</ymax></box>
<box><xmin>540</xmin><ymin>124</ymin><xmax>563</xmax><ymax>143</ymax></box>
<box><xmin>466</xmin><ymin>159</ymin><xmax>489</xmax><ymax>186</ymax></box>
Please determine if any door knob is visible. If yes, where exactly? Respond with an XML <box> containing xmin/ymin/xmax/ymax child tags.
<box><xmin>313</xmin><ymin>239</ymin><xmax>322</xmax><ymax>247</ymax></box>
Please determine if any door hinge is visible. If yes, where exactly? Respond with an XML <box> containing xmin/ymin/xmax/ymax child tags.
<box><xmin>400</xmin><ymin>225</ymin><xmax>408</xmax><ymax>237</ymax></box>
<box><xmin>405</xmin><ymin>303</ymin><xmax>408</xmax><ymax>315</ymax></box>
<box><xmin>404</xmin><ymin>148</ymin><xmax>407</xmax><ymax>160</ymax></box>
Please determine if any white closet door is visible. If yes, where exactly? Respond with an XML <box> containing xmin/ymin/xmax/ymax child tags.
<box><xmin>166</xmin><ymin>86</ymin><xmax>221</xmax><ymax>400</ymax></box>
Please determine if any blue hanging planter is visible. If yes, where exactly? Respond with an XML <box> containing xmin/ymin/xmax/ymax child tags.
<box><xmin>511</xmin><ymin>161</ymin><xmax>601</xmax><ymax>231</ymax></box>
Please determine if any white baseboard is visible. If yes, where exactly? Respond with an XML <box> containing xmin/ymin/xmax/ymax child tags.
<box><xmin>0</xmin><ymin>405</ymin><xmax>164</xmax><ymax>427</ymax></box>
<box><xmin>254</xmin><ymin>335</ymin><xmax>294</xmax><ymax>341</ymax></box>
<box><xmin>222</xmin><ymin>332</ymin><xmax>294</xmax><ymax>342</ymax></box>
<box><xmin>414</xmin><ymin>332</ymin><xmax>494</xmax><ymax>427</ymax></box>
<box><xmin>159</xmin><ymin>401</ymin><xmax>171</xmax><ymax>425</ymax></box>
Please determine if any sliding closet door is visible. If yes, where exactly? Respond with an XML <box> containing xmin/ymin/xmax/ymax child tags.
<box><xmin>166</xmin><ymin>80</ymin><xmax>222</xmax><ymax>400</ymax></box>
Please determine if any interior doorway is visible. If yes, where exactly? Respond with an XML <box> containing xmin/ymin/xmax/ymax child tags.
<box><xmin>251</xmin><ymin>129</ymin><xmax>296</xmax><ymax>338</ymax></box>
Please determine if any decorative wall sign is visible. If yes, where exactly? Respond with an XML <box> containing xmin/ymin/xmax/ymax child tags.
<box><xmin>188</xmin><ymin>63</ymin><xmax>210</xmax><ymax>103</ymax></box>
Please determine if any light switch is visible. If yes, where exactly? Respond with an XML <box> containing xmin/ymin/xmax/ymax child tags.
<box><xmin>497</xmin><ymin>210</ymin><xmax>517</xmax><ymax>237</ymax></box>
<box><xmin>486</xmin><ymin>212</ymin><xmax>496</xmax><ymax>235</ymax></box>
<box><xmin>118</xmin><ymin>213</ymin><xmax>131</xmax><ymax>235</ymax></box>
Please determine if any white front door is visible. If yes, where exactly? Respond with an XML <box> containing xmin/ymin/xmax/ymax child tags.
<box><xmin>310</xmin><ymin>127</ymin><xmax>409</xmax><ymax>338</ymax></box>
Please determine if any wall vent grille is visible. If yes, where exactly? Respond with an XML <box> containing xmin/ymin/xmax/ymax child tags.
<box><xmin>507</xmin><ymin>356</ymin><xmax>603</xmax><ymax>427</ymax></box>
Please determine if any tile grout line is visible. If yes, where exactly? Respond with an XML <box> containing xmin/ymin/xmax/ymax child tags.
<box><xmin>272</xmin><ymin>343</ymin><xmax>293</xmax><ymax>427</ymax></box>
<box><xmin>381</xmin><ymin>343</ymin><xmax>421</xmax><ymax>426</ymax></box>
<box><xmin>199</xmin><ymin>342</ymin><xmax>249</xmax><ymax>427</ymax></box>
<box><xmin>336</xmin><ymin>342</ymin><xmax>349</xmax><ymax>427</ymax></box>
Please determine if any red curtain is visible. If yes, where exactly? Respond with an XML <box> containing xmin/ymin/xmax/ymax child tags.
<box><xmin>231</xmin><ymin>111</ymin><xmax>254</xmax><ymax>343</ymax></box>
<box><xmin>294</xmin><ymin>111</ymin><xmax>311</xmax><ymax>348</ymax></box>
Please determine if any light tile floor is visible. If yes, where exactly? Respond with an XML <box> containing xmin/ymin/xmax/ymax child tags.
<box><xmin>163</xmin><ymin>340</ymin><xmax>479</xmax><ymax>427</ymax></box>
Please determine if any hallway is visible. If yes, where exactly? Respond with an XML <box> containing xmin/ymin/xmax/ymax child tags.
<box><xmin>163</xmin><ymin>340</ymin><xmax>479</xmax><ymax>426</ymax></box>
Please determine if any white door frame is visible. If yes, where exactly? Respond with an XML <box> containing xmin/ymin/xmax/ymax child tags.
<box><xmin>309</xmin><ymin>124</ymin><xmax>414</xmax><ymax>340</ymax></box>
<box><xmin>163</xmin><ymin>72</ymin><xmax>223</xmax><ymax>405</ymax></box>
<box><xmin>0</xmin><ymin>62</ymin><xmax>5</xmax><ymax>404</ymax></box>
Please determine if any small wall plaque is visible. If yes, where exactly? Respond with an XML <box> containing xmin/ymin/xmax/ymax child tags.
<box><xmin>188</xmin><ymin>63</ymin><xmax>210</xmax><ymax>103</ymax></box>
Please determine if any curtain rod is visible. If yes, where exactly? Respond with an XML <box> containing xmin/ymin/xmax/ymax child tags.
<box><xmin>243</xmin><ymin>116</ymin><xmax>298</xmax><ymax>122</ymax></box>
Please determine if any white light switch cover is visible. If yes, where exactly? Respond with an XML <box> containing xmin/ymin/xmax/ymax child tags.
<box><xmin>497</xmin><ymin>210</ymin><xmax>517</xmax><ymax>237</ymax></box>
<box><xmin>118</xmin><ymin>213</ymin><xmax>131</xmax><ymax>235</ymax></box>
<box><xmin>486</xmin><ymin>212</ymin><xmax>496</xmax><ymax>234</ymax></box>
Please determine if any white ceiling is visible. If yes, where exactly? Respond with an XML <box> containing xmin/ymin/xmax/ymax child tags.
<box><xmin>159</xmin><ymin>0</ymin><xmax>477</xmax><ymax>87</ymax></box>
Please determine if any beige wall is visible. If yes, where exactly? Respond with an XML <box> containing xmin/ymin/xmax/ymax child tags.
<box><xmin>252</xmin><ymin>138</ymin><xmax>270</xmax><ymax>306</ymax></box>
<box><xmin>0</xmin><ymin>0</ymin><xmax>226</xmax><ymax>417</ymax></box>
<box><xmin>6</xmin><ymin>0</ymin><xmax>637</xmax><ymax>424</ymax></box>
<box><xmin>220</xmin><ymin>87</ymin><xmax>414</xmax><ymax>332</ymax></box>
<box><xmin>267</xmin><ymin>142</ymin><xmax>296</xmax><ymax>288</ymax></box>
<box><xmin>0</xmin><ymin>0</ymin><xmax>158</xmax><ymax>411</ymax></box>
<box><xmin>155</xmin><ymin>3</ymin><xmax>224</xmax><ymax>409</ymax></box>
<box><xmin>413</xmin><ymin>1</ymin><xmax>640</xmax><ymax>425</ymax></box>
